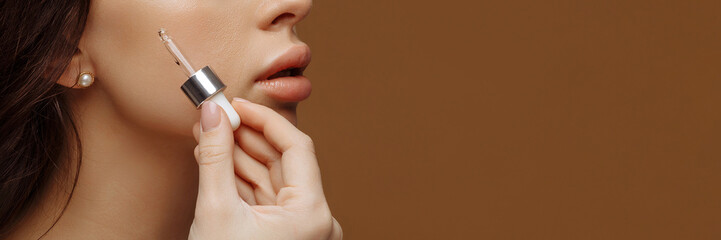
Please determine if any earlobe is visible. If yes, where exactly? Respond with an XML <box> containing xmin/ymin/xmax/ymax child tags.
<box><xmin>56</xmin><ymin>48</ymin><xmax>96</xmax><ymax>89</ymax></box>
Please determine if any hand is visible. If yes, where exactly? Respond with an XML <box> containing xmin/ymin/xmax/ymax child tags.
<box><xmin>188</xmin><ymin>98</ymin><xmax>342</xmax><ymax>240</ymax></box>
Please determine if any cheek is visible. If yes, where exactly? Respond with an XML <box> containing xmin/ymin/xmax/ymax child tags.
<box><xmin>82</xmin><ymin>0</ymin><xmax>258</xmax><ymax>137</ymax></box>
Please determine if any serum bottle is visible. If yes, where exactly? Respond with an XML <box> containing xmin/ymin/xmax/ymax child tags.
<box><xmin>158</xmin><ymin>28</ymin><xmax>241</xmax><ymax>130</ymax></box>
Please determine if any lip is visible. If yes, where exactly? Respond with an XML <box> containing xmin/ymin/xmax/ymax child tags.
<box><xmin>255</xmin><ymin>45</ymin><xmax>312</xmax><ymax>102</ymax></box>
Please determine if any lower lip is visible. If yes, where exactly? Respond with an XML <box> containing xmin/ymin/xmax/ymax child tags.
<box><xmin>255</xmin><ymin>76</ymin><xmax>312</xmax><ymax>102</ymax></box>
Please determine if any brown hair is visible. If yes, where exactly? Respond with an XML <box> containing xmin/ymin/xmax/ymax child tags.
<box><xmin>0</xmin><ymin>0</ymin><xmax>90</xmax><ymax>237</ymax></box>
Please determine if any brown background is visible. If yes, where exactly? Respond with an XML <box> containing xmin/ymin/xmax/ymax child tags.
<box><xmin>296</xmin><ymin>0</ymin><xmax>721</xmax><ymax>239</ymax></box>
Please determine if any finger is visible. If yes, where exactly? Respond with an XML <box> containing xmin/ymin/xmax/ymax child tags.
<box><xmin>235</xmin><ymin>125</ymin><xmax>284</xmax><ymax>193</ymax></box>
<box><xmin>233</xmin><ymin>144</ymin><xmax>277</xmax><ymax>205</ymax></box>
<box><xmin>235</xmin><ymin>177</ymin><xmax>257</xmax><ymax>205</ymax></box>
<box><xmin>197</xmin><ymin>121</ymin><xmax>270</xmax><ymax>204</ymax></box>
<box><xmin>194</xmin><ymin>101</ymin><xmax>238</xmax><ymax>205</ymax></box>
<box><xmin>234</xmin><ymin>125</ymin><xmax>282</xmax><ymax>165</ymax></box>
<box><xmin>232</xmin><ymin>99</ymin><xmax>312</xmax><ymax>153</ymax></box>
<box><xmin>232</xmin><ymin>99</ymin><xmax>322</xmax><ymax>194</ymax></box>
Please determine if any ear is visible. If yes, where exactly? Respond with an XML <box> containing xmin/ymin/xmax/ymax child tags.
<box><xmin>57</xmin><ymin>46</ymin><xmax>96</xmax><ymax>89</ymax></box>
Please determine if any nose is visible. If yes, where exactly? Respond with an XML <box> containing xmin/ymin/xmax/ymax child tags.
<box><xmin>257</xmin><ymin>0</ymin><xmax>312</xmax><ymax>31</ymax></box>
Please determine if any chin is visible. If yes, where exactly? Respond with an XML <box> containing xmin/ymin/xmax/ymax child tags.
<box><xmin>275</xmin><ymin>106</ymin><xmax>299</xmax><ymax>126</ymax></box>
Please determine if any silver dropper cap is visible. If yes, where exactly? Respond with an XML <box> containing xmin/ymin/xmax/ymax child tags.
<box><xmin>180</xmin><ymin>66</ymin><xmax>226</xmax><ymax>108</ymax></box>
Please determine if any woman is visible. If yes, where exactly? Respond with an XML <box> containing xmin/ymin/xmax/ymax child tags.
<box><xmin>0</xmin><ymin>0</ymin><xmax>342</xmax><ymax>239</ymax></box>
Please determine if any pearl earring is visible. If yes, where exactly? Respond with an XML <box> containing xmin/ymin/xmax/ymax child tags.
<box><xmin>77</xmin><ymin>72</ymin><xmax>95</xmax><ymax>88</ymax></box>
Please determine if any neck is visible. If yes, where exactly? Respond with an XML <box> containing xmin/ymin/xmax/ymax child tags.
<box><xmin>10</xmin><ymin>89</ymin><xmax>199</xmax><ymax>239</ymax></box>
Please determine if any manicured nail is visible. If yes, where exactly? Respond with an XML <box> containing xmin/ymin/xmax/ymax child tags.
<box><xmin>201</xmin><ymin>101</ymin><xmax>220</xmax><ymax>132</ymax></box>
<box><xmin>233</xmin><ymin>97</ymin><xmax>250</xmax><ymax>103</ymax></box>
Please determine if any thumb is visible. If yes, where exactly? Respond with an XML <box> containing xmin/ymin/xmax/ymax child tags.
<box><xmin>194</xmin><ymin>101</ymin><xmax>237</xmax><ymax>205</ymax></box>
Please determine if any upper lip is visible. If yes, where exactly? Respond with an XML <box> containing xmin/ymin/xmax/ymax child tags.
<box><xmin>255</xmin><ymin>44</ymin><xmax>312</xmax><ymax>81</ymax></box>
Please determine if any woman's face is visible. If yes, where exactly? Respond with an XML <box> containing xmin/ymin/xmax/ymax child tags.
<box><xmin>70</xmin><ymin>0</ymin><xmax>312</xmax><ymax>137</ymax></box>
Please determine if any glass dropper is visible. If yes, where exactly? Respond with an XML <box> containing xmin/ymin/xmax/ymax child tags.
<box><xmin>158</xmin><ymin>28</ymin><xmax>195</xmax><ymax>77</ymax></box>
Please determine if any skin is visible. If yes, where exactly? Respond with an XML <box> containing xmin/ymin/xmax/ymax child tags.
<box><xmin>7</xmin><ymin>0</ymin><xmax>341</xmax><ymax>239</ymax></box>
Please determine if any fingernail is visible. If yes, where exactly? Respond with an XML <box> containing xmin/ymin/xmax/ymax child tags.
<box><xmin>233</xmin><ymin>97</ymin><xmax>250</xmax><ymax>103</ymax></box>
<box><xmin>201</xmin><ymin>101</ymin><xmax>220</xmax><ymax>132</ymax></box>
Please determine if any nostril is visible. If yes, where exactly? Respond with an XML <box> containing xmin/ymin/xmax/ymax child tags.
<box><xmin>271</xmin><ymin>13</ymin><xmax>295</xmax><ymax>25</ymax></box>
